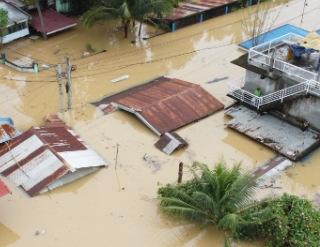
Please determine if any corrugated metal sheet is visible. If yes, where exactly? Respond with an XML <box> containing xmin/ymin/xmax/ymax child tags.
<box><xmin>164</xmin><ymin>0</ymin><xmax>237</xmax><ymax>21</ymax></box>
<box><xmin>30</xmin><ymin>9</ymin><xmax>77</xmax><ymax>35</ymax></box>
<box><xmin>0</xmin><ymin>178</ymin><xmax>10</xmax><ymax>197</ymax></box>
<box><xmin>0</xmin><ymin>117</ymin><xmax>20</xmax><ymax>144</ymax></box>
<box><xmin>0</xmin><ymin>116</ymin><xmax>106</xmax><ymax>197</ymax></box>
<box><xmin>154</xmin><ymin>132</ymin><xmax>188</xmax><ymax>155</ymax></box>
<box><xmin>95</xmin><ymin>77</ymin><xmax>224</xmax><ymax>135</ymax></box>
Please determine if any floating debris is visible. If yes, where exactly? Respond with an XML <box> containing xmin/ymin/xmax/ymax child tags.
<box><xmin>0</xmin><ymin>117</ymin><xmax>20</xmax><ymax>144</ymax></box>
<box><xmin>111</xmin><ymin>75</ymin><xmax>129</xmax><ymax>83</ymax></box>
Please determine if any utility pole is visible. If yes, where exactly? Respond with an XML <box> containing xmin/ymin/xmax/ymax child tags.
<box><xmin>301</xmin><ymin>0</ymin><xmax>307</xmax><ymax>23</ymax></box>
<box><xmin>66</xmin><ymin>57</ymin><xmax>72</xmax><ymax>110</ymax></box>
<box><xmin>55</xmin><ymin>64</ymin><xmax>64</xmax><ymax>113</ymax></box>
<box><xmin>55</xmin><ymin>58</ymin><xmax>73</xmax><ymax>113</ymax></box>
<box><xmin>177</xmin><ymin>162</ymin><xmax>184</xmax><ymax>183</ymax></box>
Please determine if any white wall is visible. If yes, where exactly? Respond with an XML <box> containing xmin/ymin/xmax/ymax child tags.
<box><xmin>1</xmin><ymin>27</ymin><xmax>29</xmax><ymax>44</ymax></box>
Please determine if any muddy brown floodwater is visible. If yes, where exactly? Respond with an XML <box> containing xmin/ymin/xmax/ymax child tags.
<box><xmin>0</xmin><ymin>0</ymin><xmax>320</xmax><ymax>246</ymax></box>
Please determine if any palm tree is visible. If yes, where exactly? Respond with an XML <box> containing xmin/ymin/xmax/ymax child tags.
<box><xmin>158</xmin><ymin>162</ymin><xmax>257</xmax><ymax>230</ymax></box>
<box><xmin>81</xmin><ymin>0</ymin><xmax>173</xmax><ymax>38</ymax></box>
<box><xmin>129</xmin><ymin>0</ymin><xmax>173</xmax><ymax>37</ymax></box>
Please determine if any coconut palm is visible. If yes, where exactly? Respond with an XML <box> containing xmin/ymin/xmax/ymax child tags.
<box><xmin>81</xmin><ymin>0</ymin><xmax>173</xmax><ymax>38</ymax></box>
<box><xmin>129</xmin><ymin>0</ymin><xmax>173</xmax><ymax>37</ymax></box>
<box><xmin>158</xmin><ymin>162</ymin><xmax>257</xmax><ymax>229</ymax></box>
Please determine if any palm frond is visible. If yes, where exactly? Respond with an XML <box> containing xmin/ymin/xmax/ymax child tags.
<box><xmin>81</xmin><ymin>6</ymin><xmax>118</xmax><ymax>27</ymax></box>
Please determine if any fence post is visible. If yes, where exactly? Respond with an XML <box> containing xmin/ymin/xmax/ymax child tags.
<box><xmin>198</xmin><ymin>14</ymin><xmax>203</xmax><ymax>22</ymax></box>
<box><xmin>225</xmin><ymin>6</ymin><xmax>229</xmax><ymax>14</ymax></box>
<box><xmin>281</xmin><ymin>90</ymin><xmax>285</xmax><ymax>103</ymax></box>
<box><xmin>171</xmin><ymin>22</ymin><xmax>176</xmax><ymax>32</ymax></box>
<box><xmin>0</xmin><ymin>53</ymin><xmax>5</xmax><ymax>64</ymax></box>
<box><xmin>177</xmin><ymin>162</ymin><xmax>183</xmax><ymax>183</ymax></box>
<box><xmin>33</xmin><ymin>63</ymin><xmax>39</xmax><ymax>73</ymax></box>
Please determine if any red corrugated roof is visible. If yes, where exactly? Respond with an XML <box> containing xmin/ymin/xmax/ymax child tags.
<box><xmin>95</xmin><ymin>77</ymin><xmax>224</xmax><ymax>135</ymax></box>
<box><xmin>30</xmin><ymin>9</ymin><xmax>77</xmax><ymax>35</ymax></box>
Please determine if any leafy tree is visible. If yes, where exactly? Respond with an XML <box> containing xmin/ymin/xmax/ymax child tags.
<box><xmin>0</xmin><ymin>8</ymin><xmax>8</xmax><ymax>35</ymax></box>
<box><xmin>158</xmin><ymin>162</ymin><xmax>257</xmax><ymax>227</ymax></box>
<box><xmin>158</xmin><ymin>162</ymin><xmax>320</xmax><ymax>247</ymax></box>
<box><xmin>0</xmin><ymin>8</ymin><xmax>8</xmax><ymax>47</ymax></box>
<box><xmin>234</xmin><ymin>194</ymin><xmax>320</xmax><ymax>247</ymax></box>
<box><xmin>81</xmin><ymin>0</ymin><xmax>173</xmax><ymax>38</ymax></box>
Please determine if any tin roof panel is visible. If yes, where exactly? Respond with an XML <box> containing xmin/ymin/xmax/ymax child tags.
<box><xmin>95</xmin><ymin>76</ymin><xmax>224</xmax><ymax>135</ymax></box>
<box><xmin>0</xmin><ymin>117</ymin><xmax>106</xmax><ymax>196</ymax></box>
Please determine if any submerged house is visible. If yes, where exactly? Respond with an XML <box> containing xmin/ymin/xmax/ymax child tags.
<box><xmin>95</xmin><ymin>76</ymin><xmax>224</xmax><ymax>154</ymax></box>
<box><xmin>0</xmin><ymin>115</ymin><xmax>106</xmax><ymax>197</ymax></box>
<box><xmin>227</xmin><ymin>32</ymin><xmax>320</xmax><ymax>161</ymax></box>
<box><xmin>6</xmin><ymin>0</ymin><xmax>77</xmax><ymax>37</ymax></box>
<box><xmin>0</xmin><ymin>1</ymin><xmax>30</xmax><ymax>44</ymax></box>
<box><xmin>152</xmin><ymin>0</ymin><xmax>264</xmax><ymax>32</ymax></box>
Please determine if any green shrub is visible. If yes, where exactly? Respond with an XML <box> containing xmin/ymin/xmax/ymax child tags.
<box><xmin>234</xmin><ymin>194</ymin><xmax>320</xmax><ymax>247</ymax></box>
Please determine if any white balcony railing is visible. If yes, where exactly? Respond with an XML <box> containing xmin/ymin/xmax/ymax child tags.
<box><xmin>248</xmin><ymin>33</ymin><xmax>318</xmax><ymax>83</ymax></box>
<box><xmin>229</xmin><ymin>79</ymin><xmax>320</xmax><ymax>109</ymax></box>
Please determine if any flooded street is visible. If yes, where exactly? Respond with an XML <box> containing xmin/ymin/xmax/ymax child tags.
<box><xmin>0</xmin><ymin>0</ymin><xmax>320</xmax><ymax>246</ymax></box>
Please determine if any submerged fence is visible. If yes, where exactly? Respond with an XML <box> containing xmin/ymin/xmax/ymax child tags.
<box><xmin>1</xmin><ymin>53</ymin><xmax>38</xmax><ymax>73</ymax></box>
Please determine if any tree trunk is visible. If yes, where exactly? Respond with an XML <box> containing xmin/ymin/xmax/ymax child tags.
<box><xmin>138</xmin><ymin>22</ymin><xmax>143</xmax><ymax>37</ymax></box>
<box><xmin>36</xmin><ymin>0</ymin><xmax>47</xmax><ymax>40</ymax></box>
<box><xmin>123</xmin><ymin>20</ymin><xmax>130</xmax><ymax>38</ymax></box>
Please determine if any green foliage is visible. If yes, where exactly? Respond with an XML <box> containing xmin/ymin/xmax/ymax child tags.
<box><xmin>234</xmin><ymin>194</ymin><xmax>320</xmax><ymax>247</ymax></box>
<box><xmin>0</xmin><ymin>8</ymin><xmax>8</xmax><ymax>31</ymax></box>
<box><xmin>81</xmin><ymin>0</ymin><xmax>174</xmax><ymax>37</ymax></box>
<box><xmin>158</xmin><ymin>162</ymin><xmax>320</xmax><ymax>247</ymax></box>
<box><xmin>85</xmin><ymin>43</ymin><xmax>96</xmax><ymax>53</ymax></box>
<box><xmin>158</xmin><ymin>162</ymin><xmax>257</xmax><ymax>226</ymax></box>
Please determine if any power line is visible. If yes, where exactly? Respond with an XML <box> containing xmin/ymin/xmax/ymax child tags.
<box><xmin>72</xmin><ymin>0</ymin><xmax>308</xmax><ymax>68</ymax></box>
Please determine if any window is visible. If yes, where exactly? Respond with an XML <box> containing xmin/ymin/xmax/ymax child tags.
<box><xmin>7</xmin><ymin>22</ymin><xmax>27</xmax><ymax>34</ymax></box>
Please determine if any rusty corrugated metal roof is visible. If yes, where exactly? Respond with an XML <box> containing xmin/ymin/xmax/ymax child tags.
<box><xmin>95</xmin><ymin>76</ymin><xmax>224</xmax><ymax>136</ymax></box>
<box><xmin>0</xmin><ymin>117</ymin><xmax>20</xmax><ymax>144</ymax></box>
<box><xmin>0</xmin><ymin>115</ymin><xmax>106</xmax><ymax>197</ymax></box>
<box><xmin>164</xmin><ymin>0</ymin><xmax>238</xmax><ymax>21</ymax></box>
<box><xmin>154</xmin><ymin>132</ymin><xmax>188</xmax><ymax>155</ymax></box>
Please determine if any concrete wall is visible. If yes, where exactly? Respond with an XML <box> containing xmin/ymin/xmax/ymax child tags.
<box><xmin>282</xmin><ymin>96</ymin><xmax>320</xmax><ymax>130</ymax></box>
<box><xmin>2</xmin><ymin>27</ymin><xmax>29</xmax><ymax>44</ymax></box>
<box><xmin>243</xmin><ymin>70</ymin><xmax>302</xmax><ymax>95</ymax></box>
<box><xmin>243</xmin><ymin>70</ymin><xmax>320</xmax><ymax>129</ymax></box>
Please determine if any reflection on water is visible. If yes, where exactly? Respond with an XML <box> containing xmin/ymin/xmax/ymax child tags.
<box><xmin>0</xmin><ymin>224</ymin><xmax>19</xmax><ymax>247</ymax></box>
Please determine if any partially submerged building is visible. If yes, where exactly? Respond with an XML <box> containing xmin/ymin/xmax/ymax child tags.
<box><xmin>154</xmin><ymin>0</ymin><xmax>238</xmax><ymax>32</ymax></box>
<box><xmin>0</xmin><ymin>115</ymin><xmax>106</xmax><ymax>197</ymax></box>
<box><xmin>0</xmin><ymin>1</ymin><xmax>30</xmax><ymax>44</ymax></box>
<box><xmin>227</xmin><ymin>32</ymin><xmax>320</xmax><ymax>160</ymax></box>
<box><xmin>152</xmin><ymin>0</ymin><xmax>266</xmax><ymax>32</ymax></box>
<box><xmin>95</xmin><ymin>76</ymin><xmax>224</xmax><ymax>154</ymax></box>
<box><xmin>5</xmin><ymin>0</ymin><xmax>77</xmax><ymax>38</ymax></box>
